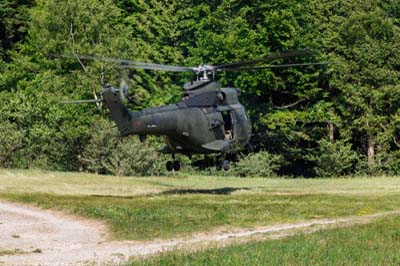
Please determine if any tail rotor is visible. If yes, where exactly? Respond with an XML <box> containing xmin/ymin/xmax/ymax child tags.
<box><xmin>119</xmin><ymin>78</ymin><xmax>129</xmax><ymax>102</ymax></box>
<box><xmin>61</xmin><ymin>76</ymin><xmax>131</xmax><ymax>107</ymax></box>
<box><xmin>93</xmin><ymin>90</ymin><xmax>102</xmax><ymax>109</ymax></box>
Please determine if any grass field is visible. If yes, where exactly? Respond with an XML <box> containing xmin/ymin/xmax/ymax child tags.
<box><xmin>1</xmin><ymin>169</ymin><xmax>400</xmax><ymax>241</ymax></box>
<box><xmin>129</xmin><ymin>215</ymin><xmax>400</xmax><ymax>265</ymax></box>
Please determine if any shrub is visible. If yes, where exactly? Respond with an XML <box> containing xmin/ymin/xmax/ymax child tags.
<box><xmin>365</xmin><ymin>151</ymin><xmax>400</xmax><ymax>176</ymax></box>
<box><xmin>309</xmin><ymin>139</ymin><xmax>359</xmax><ymax>177</ymax></box>
<box><xmin>0</xmin><ymin>121</ymin><xmax>23</xmax><ymax>168</ymax></box>
<box><xmin>232</xmin><ymin>151</ymin><xmax>283</xmax><ymax>177</ymax></box>
<box><xmin>81</xmin><ymin>119</ymin><xmax>116</xmax><ymax>174</ymax></box>
<box><xmin>81</xmin><ymin>118</ymin><xmax>165</xmax><ymax>176</ymax></box>
<box><xmin>103</xmin><ymin>136</ymin><xmax>165</xmax><ymax>176</ymax></box>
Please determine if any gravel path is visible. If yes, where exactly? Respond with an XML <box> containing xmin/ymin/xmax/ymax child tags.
<box><xmin>1</xmin><ymin>200</ymin><xmax>399</xmax><ymax>266</ymax></box>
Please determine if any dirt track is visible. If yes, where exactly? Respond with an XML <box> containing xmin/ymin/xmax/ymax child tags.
<box><xmin>1</xmin><ymin>200</ymin><xmax>400</xmax><ymax>266</ymax></box>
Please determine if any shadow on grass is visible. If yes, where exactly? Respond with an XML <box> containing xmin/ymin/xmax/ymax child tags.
<box><xmin>160</xmin><ymin>187</ymin><xmax>250</xmax><ymax>195</ymax></box>
<box><xmin>88</xmin><ymin>187</ymin><xmax>250</xmax><ymax>199</ymax></box>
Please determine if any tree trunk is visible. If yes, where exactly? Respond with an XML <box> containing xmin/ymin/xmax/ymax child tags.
<box><xmin>327</xmin><ymin>123</ymin><xmax>335</xmax><ymax>143</ymax></box>
<box><xmin>77</xmin><ymin>154</ymin><xmax>84</xmax><ymax>172</ymax></box>
<box><xmin>367</xmin><ymin>135</ymin><xmax>375</xmax><ymax>172</ymax></box>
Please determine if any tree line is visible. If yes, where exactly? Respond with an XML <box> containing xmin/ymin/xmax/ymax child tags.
<box><xmin>1</xmin><ymin>0</ymin><xmax>400</xmax><ymax>177</ymax></box>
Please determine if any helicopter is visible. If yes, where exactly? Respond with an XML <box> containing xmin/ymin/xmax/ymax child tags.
<box><xmin>63</xmin><ymin>50</ymin><xmax>326</xmax><ymax>171</ymax></box>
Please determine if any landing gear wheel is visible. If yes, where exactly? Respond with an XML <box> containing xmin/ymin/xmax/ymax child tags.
<box><xmin>222</xmin><ymin>160</ymin><xmax>230</xmax><ymax>171</ymax></box>
<box><xmin>166</xmin><ymin>161</ymin><xmax>173</xmax><ymax>171</ymax></box>
<box><xmin>173</xmin><ymin>161</ymin><xmax>181</xmax><ymax>171</ymax></box>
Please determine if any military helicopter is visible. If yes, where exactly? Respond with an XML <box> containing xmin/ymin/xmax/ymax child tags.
<box><xmin>64</xmin><ymin>50</ymin><xmax>326</xmax><ymax>171</ymax></box>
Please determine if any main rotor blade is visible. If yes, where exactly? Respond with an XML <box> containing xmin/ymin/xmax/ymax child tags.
<box><xmin>120</xmin><ymin>64</ymin><xmax>195</xmax><ymax>72</ymax></box>
<box><xmin>221</xmin><ymin>62</ymin><xmax>330</xmax><ymax>71</ymax></box>
<box><xmin>58</xmin><ymin>50</ymin><xmax>321</xmax><ymax>74</ymax></box>
<box><xmin>63</xmin><ymin>54</ymin><xmax>196</xmax><ymax>72</ymax></box>
<box><xmin>214</xmin><ymin>49</ymin><xmax>314</xmax><ymax>70</ymax></box>
<box><xmin>60</xmin><ymin>99</ymin><xmax>104</xmax><ymax>104</ymax></box>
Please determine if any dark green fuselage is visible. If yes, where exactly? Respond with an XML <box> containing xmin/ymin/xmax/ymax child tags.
<box><xmin>103</xmin><ymin>81</ymin><xmax>251</xmax><ymax>155</ymax></box>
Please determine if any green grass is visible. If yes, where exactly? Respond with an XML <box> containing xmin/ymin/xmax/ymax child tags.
<box><xmin>1</xmin><ymin>169</ymin><xmax>400</xmax><ymax>240</ymax></box>
<box><xmin>3</xmin><ymin>168</ymin><xmax>400</xmax><ymax>197</ymax></box>
<box><xmin>129</xmin><ymin>215</ymin><xmax>400</xmax><ymax>265</ymax></box>
<box><xmin>2</xmin><ymin>191</ymin><xmax>400</xmax><ymax>240</ymax></box>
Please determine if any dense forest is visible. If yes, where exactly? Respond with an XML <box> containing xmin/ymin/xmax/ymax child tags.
<box><xmin>1</xmin><ymin>0</ymin><xmax>400</xmax><ymax>177</ymax></box>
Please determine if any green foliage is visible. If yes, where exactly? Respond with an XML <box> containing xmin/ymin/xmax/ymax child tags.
<box><xmin>81</xmin><ymin>119</ymin><xmax>115</xmax><ymax>174</ymax></box>
<box><xmin>0</xmin><ymin>121</ymin><xmax>23</xmax><ymax>168</ymax></box>
<box><xmin>0</xmin><ymin>0</ymin><xmax>34</xmax><ymax>58</ymax></box>
<box><xmin>308</xmin><ymin>139</ymin><xmax>359</xmax><ymax>177</ymax></box>
<box><xmin>323</xmin><ymin>2</ymin><xmax>400</xmax><ymax>172</ymax></box>
<box><xmin>103</xmin><ymin>137</ymin><xmax>165</xmax><ymax>177</ymax></box>
<box><xmin>381</xmin><ymin>151</ymin><xmax>400</xmax><ymax>175</ymax></box>
<box><xmin>82</xmin><ymin>118</ymin><xmax>164</xmax><ymax>176</ymax></box>
<box><xmin>1</xmin><ymin>0</ymin><xmax>400</xmax><ymax>177</ymax></box>
<box><xmin>361</xmin><ymin>150</ymin><xmax>400</xmax><ymax>176</ymax></box>
<box><xmin>232</xmin><ymin>152</ymin><xmax>283</xmax><ymax>177</ymax></box>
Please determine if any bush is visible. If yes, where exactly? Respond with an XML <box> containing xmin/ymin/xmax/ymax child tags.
<box><xmin>81</xmin><ymin>118</ymin><xmax>165</xmax><ymax>176</ymax></box>
<box><xmin>0</xmin><ymin>121</ymin><xmax>23</xmax><ymax>168</ymax></box>
<box><xmin>232</xmin><ymin>151</ymin><xmax>283</xmax><ymax>177</ymax></box>
<box><xmin>103</xmin><ymin>136</ymin><xmax>165</xmax><ymax>176</ymax></box>
<box><xmin>81</xmin><ymin>119</ymin><xmax>116</xmax><ymax>174</ymax></box>
<box><xmin>363</xmin><ymin>151</ymin><xmax>400</xmax><ymax>176</ymax></box>
<box><xmin>309</xmin><ymin>139</ymin><xmax>359</xmax><ymax>177</ymax></box>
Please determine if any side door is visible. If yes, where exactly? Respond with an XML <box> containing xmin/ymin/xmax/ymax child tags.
<box><xmin>203</xmin><ymin>107</ymin><xmax>225</xmax><ymax>140</ymax></box>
